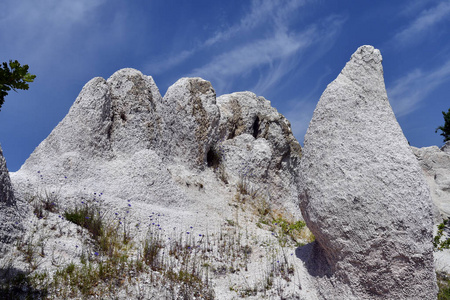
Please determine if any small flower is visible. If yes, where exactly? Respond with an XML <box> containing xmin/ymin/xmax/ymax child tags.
<box><xmin>128</xmin><ymin>204</ymin><xmax>131</xmax><ymax>207</ymax></box>
<box><xmin>128</xmin><ymin>199</ymin><xmax>131</xmax><ymax>202</ymax></box>
<box><xmin>94</xmin><ymin>252</ymin><xmax>99</xmax><ymax>256</ymax></box>
<box><xmin>187</xmin><ymin>232</ymin><xmax>190</xmax><ymax>234</ymax></box>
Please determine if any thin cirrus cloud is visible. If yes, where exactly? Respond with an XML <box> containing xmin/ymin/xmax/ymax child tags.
<box><xmin>1</xmin><ymin>0</ymin><xmax>107</xmax><ymax>70</ymax></box>
<box><xmin>387</xmin><ymin>58</ymin><xmax>450</xmax><ymax>117</ymax></box>
<box><xmin>146</xmin><ymin>0</ymin><xmax>306</xmax><ymax>75</ymax></box>
<box><xmin>189</xmin><ymin>29</ymin><xmax>313</xmax><ymax>92</ymax></box>
<box><xmin>203</xmin><ymin>0</ymin><xmax>306</xmax><ymax>47</ymax></box>
<box><xmin>393</xmin><ymin>1</ymin><xmax>450</xmax><ymax>46</ymax></box>
<box><xmin>191</xmin><ymin>14</ymin><xmax>345</xmax><ymax>95</ymax></box>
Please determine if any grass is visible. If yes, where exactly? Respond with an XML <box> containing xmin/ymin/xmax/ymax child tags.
<box><xmin>2</xmin><ymin>175</ymin><xmax>316</xmax><ymax>299</ymax></box>
<box><xmin>438</xmin><ymin>272</ymin><xmax>450</xmax><ymax>300</ymax></box>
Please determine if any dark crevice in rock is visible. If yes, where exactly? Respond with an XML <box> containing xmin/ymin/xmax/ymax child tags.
<box><xmin>206</xmin><ymin>147</ymin><xmax>221</xmax><ymax>169</ymax></box>
<box><xmin>252</xmin><ymin>116</ymin><xmax>260</xmax><ymax>138</ymax></box>
<box><xmin>120</xmin><ymin>111</ymin><xmax>127</xmax><ymax>122</ymax></box>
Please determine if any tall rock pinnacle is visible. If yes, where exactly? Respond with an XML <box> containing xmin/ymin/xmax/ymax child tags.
<box><xmin>298</xmin><ymin>45</ymin><xmax>437</xmax><ymax>299</ymax></box>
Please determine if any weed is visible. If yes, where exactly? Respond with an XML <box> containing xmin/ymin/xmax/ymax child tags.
<box><xmin>64</xmin><ymin>198</ymin><xmax>103</xmax><ymax>241</ymax></box>
<box><xmin>438</xmin><ymin>272</ymin><xmax>450</xmax><ymax>300</ymax></box>
<box><xmin>435</xmin><ymin>219</ymin><xmax>450</xmax><ymax>251</ymax></box>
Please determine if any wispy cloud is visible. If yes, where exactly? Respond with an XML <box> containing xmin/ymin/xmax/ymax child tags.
<box><xmin>393</xmin><ymin>1</ymin><xmax>450</xmax><ymax>46</ymax></box>
<box><xmin>189</xmin><ymin>28</ymin><xmax>313</xmax><ymax>91</ymax></box>
<box><xmin>145</xmin><ymin>0</ymin><xmax>307</xmax><ymax>76</ymax></box>
<box><xmin>251</xmin><ymin>15</ymin><xmax>346</xmax><ymax>95</ymax></box>
<box><xmin>185</xmin><ymin>1</ymin><xmax>346</xmax><ymax>94</ymax></box>
<box><xmin>204</xmin><ymin>0</ymin><xmax>305</xmax><ymax>47</ymax></box>
<box><xmin>387</xmin><ymin>59</ymin><xmax>450</xmax><ymax>117</ymax></box>
<box><xmin>1</xmin><ymin>0</ymin><xmax>107</xmax><ymax>68</ymax></box>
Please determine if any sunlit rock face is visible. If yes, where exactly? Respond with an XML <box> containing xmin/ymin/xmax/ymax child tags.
<box><xmin>10</xmin><ymin>68</ymin><xmax>300</xmax><ymax>216</ymax></box>
<box><xmin>298</xmin><ymin>45</ymin><xmax>437</xmax><ymax>299</ymax></box>
<box><xmin>215</xmin><ymin>91</ymin><xmax>302</xmax><ymax>212</ymax></box>
<box><xmin>0</xmin><ymin>145</ymin><xmax>22</xmax><ymax>253</ymax></box>
<box><xmin>412</xmin><ymin>145</ymin><xmax>450</xmax><ymax>220</ymax></box>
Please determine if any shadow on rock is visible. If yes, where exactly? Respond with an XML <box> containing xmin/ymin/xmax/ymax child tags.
<box><xmin>295</xmin><ymin>241</ymin><xmax>332</xmax><ymax>278</ymax></box>
<box><xmin>0</xmin><ymin>267</ymin><xmax>48</xmax><ymax>300</ymax></box>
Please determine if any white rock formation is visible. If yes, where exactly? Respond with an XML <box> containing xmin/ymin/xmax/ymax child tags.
<box><xmin>413</xmin><ymin>145</ymin><xmax>450</xmax><ymax>220</ymax></box>
<box><xmin>298</xmin><ymin>45</ymin><xmax>437</xmax><ymax>299</ymax></box>
<box><xmin>11</xmin><ymin>68</ymin><xmax>300</xmax><ymax>220</ymax></box>
<box><xmin>160</xmin><ymin>77</ymin><xmax>220</xmax><ymax>169</ymax></box>
<box><xmin>0</xmin><ymin>144</ymin><xmax>22</xmax><ymax>253</ymax></box>
<box><xmin>215</xmin><ymin>92</ymin><xmax>301</xmax><ymax>213</ymax></box>
<box><xmin>442</xmin><ymin>141</ymin><xmax>450</xmax><ymax>153</ymax></box>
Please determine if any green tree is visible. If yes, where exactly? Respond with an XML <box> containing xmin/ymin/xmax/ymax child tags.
<box><xmin>0</xmin><ymin>60</ymin><xmax>36</xmax><ymax>111</ymax></box>
<box><xmin>436</xmin><ymin>108</ymin><xmax>450</xmax><ymax>142</ymax></box>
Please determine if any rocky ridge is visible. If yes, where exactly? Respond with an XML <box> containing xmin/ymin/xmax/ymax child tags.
<box><xmin>11</xmin><ymin>69</ymin><xmax>301</xmax><ymax>218</ymax></box>
<box><xmin>0</xmin><ymin>46</ymin><xmax>445</xmax><ymax>299</ymax></box>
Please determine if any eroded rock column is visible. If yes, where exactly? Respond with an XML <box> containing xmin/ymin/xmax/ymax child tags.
<box><xmin>298</xmin><ymin>45</ymin><xmax>437</xmax><ymax>299</ymax></box>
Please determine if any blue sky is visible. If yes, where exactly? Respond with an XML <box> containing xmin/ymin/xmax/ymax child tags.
<box><xmin>1</xmin><ymin>0</ymin><xmax>450</xmax><ymax>171</ymax></box>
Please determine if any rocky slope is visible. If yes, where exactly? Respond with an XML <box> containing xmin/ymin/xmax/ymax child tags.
<box><xmin>0</xmin><ymin>45</ymin><xmax>445</xmax><ymax>299</ymax></box>
<box><xmin>10</xmin><ymin>68</ymin><xmax>301</xmax><ymax>220</ymax></box>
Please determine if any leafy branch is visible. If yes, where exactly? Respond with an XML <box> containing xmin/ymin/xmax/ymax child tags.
<box><xmin>0</xmin><ymin>60</ymin><xmax>36</xmax><ymax>110</ymax></box>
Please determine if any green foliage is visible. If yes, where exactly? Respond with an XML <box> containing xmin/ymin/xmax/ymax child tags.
<box><xmin>438</xmin><ymin>272</ymin><xmax>450</xmax><ymax>300</ymax></box>
<box><xmin>0</xmin><ymin>60</ymin><xmax>36</xmax><ymax>110</ymax></box>
<box><xmin>64</xmin><ymin>200</ymin><xmax>104</xmax><ymax>241</ymax></box>
<box><xmin>436</xmin><ymin>108</ymin><xmax>450</xmax><ymax>142</ymax></box>
<box><xmin>434</xmin><ymin>218</ymin><xmax>450</xmax><ymax>251</ymax></box>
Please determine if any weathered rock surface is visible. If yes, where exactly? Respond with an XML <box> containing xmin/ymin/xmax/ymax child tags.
<box><xmin>413</xmin><ymin>145</ymin><xmax>450</xmax><ymax>220</ymax></box>
<box><xmin>0</xmin><ymin>144</ymin><xmax>22</xmax><ymax>253</ymax></box>
<box><xmin>160</xmin><ymin>77</ymin><xmax>220</xmax><ymax>170</ymax></box>
<box><xmin>11</xmin><ymin>68</ymin><xmax>300</xmax><ymax>218</ymax></box>
<box><xmin>442</xmin><ymin>141</ymin><xmax>450</xmax><ymax>153</ymax></box>
<box><xmin>298</xmin><ymin>45</ymin><xmax>437</xmax><ymax>299</ymax></box>
<box><xmin>215</xmin><ymin>92</ymin><xmax>301</xmax><ymax>213</ymax></box>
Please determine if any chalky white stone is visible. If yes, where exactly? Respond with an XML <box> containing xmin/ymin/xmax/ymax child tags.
<box><xmin>0</xmin><ymin>145</ymin><xmax>22</xmax><ymax>253</ymax></box>
<box><xmin>299</xmin><ymin>45</ymin><xmax>437</xmax><ymax>299</ymax></box>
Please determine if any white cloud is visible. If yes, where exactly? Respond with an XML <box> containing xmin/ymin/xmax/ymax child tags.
<box><xmin>146</xmin><ymin>0</ymin><xmax>307</xmax><ymax>75</ymax></box>
<box><xmin>204</xmin><ymin>0</ymin><xmax>305</xmax><ymax>47</ymax></box>
<box><xmin>190</xmin><ymin>28</ymin><xmax>312</xmax><ymax>80</ymax></box>
<box><xmin>0</xmin><ymin>0</ymin><xmax>107</xmax><ymax>68</ymax></box>
<box><xmin>387</xmin><ymin>59</ymin><xmax>450</xmax><ymax>117</ymax></box>
<box><xmin>393</xmin><ymin>1</ymin><xmax>450</xmax><ymax>46</ymax></box>
<box><xmin>190</xmin><ymin>14</ymin><xmax>345</xmax><ymax>95</ymax></box>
